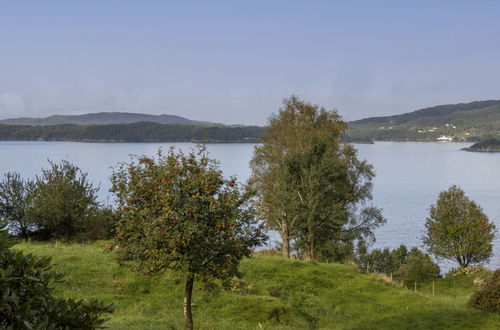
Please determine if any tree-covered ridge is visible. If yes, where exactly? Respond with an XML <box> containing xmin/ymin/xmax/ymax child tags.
<box><xmin>346</xmin><ymin>100</ymin><xmax>500</xmax><ymax>142</ymax></box>
<box><xmin>0</xmin><ymin>111</ymin><xmax>217</xmax><ymax>126</ymax></box>
<box><xmin>0</xmin><ymin>122</ymin><xmax>265</xmax><ymax>143</ymax></box>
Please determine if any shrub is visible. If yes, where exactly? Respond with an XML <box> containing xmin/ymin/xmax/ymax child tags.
<box><xmin>0</xmin><ymin>172</ymin><xmax>36</xmax><ymax>238</ymax></box>
<box><xmin>0</xmin><ymin>223</ymin><xmax>113</xmax><ymax>328</ymax></box>
<box><xmin>29</xmin><ymin>160</ymin><xmax>99</xmax><ymax>240</ymax></box>
<box><xmin>469</xmin><ymin>269</ymin><xmax>500</xmax><ymax>313</ymax></box>
<box><xmin>358</xmin><ymin>244</ymin><xmax>408</xmax><ymax>274</ymax></box>
<box><xmin>76</xmin><ymin>207</ymin><xmax>117</xmax><ymax>242</ymax></box>
<box><xmin>358</xmin><ymin>245</ymin><xmax>440</xmax><ymax>285</ymax></box>
<box><xmin>393</xmin><ymin>248</ymin><xmax>441</xmax><ymax>285</ymax></box>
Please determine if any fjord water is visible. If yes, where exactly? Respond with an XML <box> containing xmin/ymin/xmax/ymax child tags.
<box><xmin>1</xmin><ymin>141</ymin><xmax>499</xmax><ymax>272</ymax></box>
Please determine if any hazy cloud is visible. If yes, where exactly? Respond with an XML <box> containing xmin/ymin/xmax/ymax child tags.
<box><xmin>0</xmin><ymin>92</ymin><xmax>26</xmax><ymax>118</ymax></box>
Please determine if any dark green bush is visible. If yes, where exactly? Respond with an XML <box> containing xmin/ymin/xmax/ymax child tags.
<box><xmin>0</xmin><ymin>223</ymin><xmax>113</xmax><ymax>328</ymax></box>
<box><xmin>76</xmin><ymin>207</ymin><xmax>117</xmax><ymax>242</ymax></box>
<box><xmin>358</xmin><ymin>245</ymin><xmax>440</xmax><ymax>284</ymax></box>
<box><xmin>357</xmin><ymin>244</ymin><xmax>408</xmax><ymax>274</ymax></box>
<box><xmin>316</xmin><ymin>241</ymin><xmax>356</xmax><ymax>263</ymax></box>
<box><xmin>469</xmin><ymin>269</ymin><xmax>500</xmax><ymax>313</ymax></box>
<box><xmin>393</xmin><ymin>248</ymin><xmax>441</xmax><ymax>285</ymax></box>
<box><xmin>29</xmin><ymin>160</ymin><xmax>99</xmax><ymax>241</ymax></box>
<box><xmin>0</xmin><ymin>172</ymin><xmax>36</xmax><ymax>238</ymax></box>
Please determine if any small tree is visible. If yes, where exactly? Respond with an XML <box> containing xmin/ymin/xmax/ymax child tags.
<box><xmin>423</xmin><ymin>185</ymin><xmax>496</xmax><ymax>268</ymax></box>
<box><xmin>111</xmin><ymin>147</ymin><xmax>266</xmax><ymax>330</ymax></box>
<box><xmin>0</xmin><ymin>172</ymin><xmax>36</xmax><ymax>237</ymax></box>
<box><xmin>30</xmin><ymin>160</ymin><xmax>99</xmax><ymax>240</ymax></box>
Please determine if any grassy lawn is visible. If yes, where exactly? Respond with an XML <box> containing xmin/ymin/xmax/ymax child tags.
<box><xmin>15</xmin><ymin>241</ymin><xmax>499</xmax><ymax>330</ymax></box>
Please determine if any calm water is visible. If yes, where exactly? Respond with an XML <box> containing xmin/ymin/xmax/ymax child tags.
<box><xmin>1</xmin><ymin>141</ymin><xmax>499</xmax><ymax>272</ymax></box>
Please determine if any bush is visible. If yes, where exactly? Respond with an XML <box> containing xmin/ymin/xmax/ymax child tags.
<box><xmin>393</xmin><ymin>248</ymin><xmax>441</xmax><ymax>285</ymax></box>
<box><xmin>469</xmin><ymin>269</ymin><xmax>500</xmax><ymax>313</ymax></box>
<box><xmin>29</xmin><ymin>160</ymin><xmax>99</xmax><ymax>240</ymax></box>
<box><xmin>0</xmin><ymin>172</ymin><xmax>36</xmax><ymax>238</ymax></box>
<box><xmin>0</xmin><ymin>223</ymin><xmax>113</xmax><ymax>328</ymax></box>
<box><xmin>358</xmin><ymin>244</ymin><xmax>408</xmax><ymax>274</ymax></box>
<box><xmin>2</xmin><ymin>161</ymin><xmax>116</xmax><ymax>242</ymax></box>
<box><xmin>76</xmin><ymin>207</ymin><xmax>117</xmax><ymax>242</ymax></box>
<box><xmin>358</xmin><ymin>245</ymin><xmax>440</xmax><ymax>285</ymax></box>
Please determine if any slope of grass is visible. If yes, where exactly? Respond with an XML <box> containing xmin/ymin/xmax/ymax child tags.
<box><xmin>15</xmin><ymin>241</ymin><xmax>499</xmax><ymax>329</ymax></box>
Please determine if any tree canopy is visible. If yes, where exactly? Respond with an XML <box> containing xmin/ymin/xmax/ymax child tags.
<box><xmin>250</xmin><ymin>96</ymin><xmax>385</xmax><ymax>260</ymax></box>
<box><xmin>423</xmin><ymin>185</ymin><xmax>496</xmax><ymax>268</ymax></box>
<box><xmin>111</xmin><ymin>146</ymin><xmax>266</xmax><ymax>329</ymax></box>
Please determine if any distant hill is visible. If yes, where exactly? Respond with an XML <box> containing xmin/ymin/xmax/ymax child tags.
<box><xmin>0</xmin><ymin>112</ymin><xmax>218</xmax><ymax>126</ymax></box>
<box><xmin>346</xmin><ymin>100</ymin><xmax>500</xmax><ymax>142</ymax></box>
<box><xmin>0</xmin><ymin>122</ymin><xmax>265</xmax><ymax>143</ymax></box>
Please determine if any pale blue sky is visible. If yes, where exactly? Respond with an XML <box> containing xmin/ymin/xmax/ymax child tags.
<box><xmin>0</xmin><ymin>1</ymin><xmax>499</xmax><ymax>125</ymax></box>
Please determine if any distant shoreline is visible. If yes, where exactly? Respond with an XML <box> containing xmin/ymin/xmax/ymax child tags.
<box><xmin>461</xmin><ymin>139</ymin><xmax>500</xmax><ymax>152</ymax></box>
<box><xmin>0</xmin><ymin>122</ymin><xmax>265</xmax><ymax>144</ymax></box>
<box><xmin>0</xmin><ymin>138</ymin><xmax>261</xmax><ymax>144</ymax></box>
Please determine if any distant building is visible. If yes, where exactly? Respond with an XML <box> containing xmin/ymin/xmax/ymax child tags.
<box><xmin>437</xmin><ymin>135</ymin><xmax>453</xmax><ymax>141</ymax></box>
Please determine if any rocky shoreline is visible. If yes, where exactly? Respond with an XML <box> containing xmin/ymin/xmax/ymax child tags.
<box><xmin>462</xmin><ymin>139</ymin><xmax>500</xmax><ymax>152</ymax></box>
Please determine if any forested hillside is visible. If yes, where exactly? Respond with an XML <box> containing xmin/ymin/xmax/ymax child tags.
<box><xmin>2</xmin><ymin>101</ymin><xmax>500</xmax><ymax>143</ymax></box>
<box><xmin>0</xmin><ymin>122</ymin><xmax>265</xmax><ymax>143</ymax></box>
<box><xmin>346</xmin><ymin>100</ymin><xmax>500</xmax><ymax>142</ymax></box>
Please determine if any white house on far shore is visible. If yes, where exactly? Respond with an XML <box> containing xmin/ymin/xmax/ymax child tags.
<box><xmin>437</xmin><ymin>135</ymin><xmax>453</xmax><ymax>141</ymax></box>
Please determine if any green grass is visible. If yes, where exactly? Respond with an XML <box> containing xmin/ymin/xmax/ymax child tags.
<box><xmin>15</xmin><ymin>241</ymin><xmax>499</xmax><ymax>329</ymax></box>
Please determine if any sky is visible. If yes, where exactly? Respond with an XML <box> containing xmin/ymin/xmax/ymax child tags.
<box><xmin>0</xmin><ymin>0</ymin><xmax>499</xmax><ymax>125</ymax></box>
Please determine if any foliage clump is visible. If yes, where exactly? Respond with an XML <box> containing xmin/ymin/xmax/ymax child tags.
<box><xmin>358</xmin><ymin>245</ymin><xmax>440</xmax><ymax>285</ymax></box>
<box><xmin>111</xmin><ymin>146</ymin><xmax>266</xmax><ymax>329</ymax></box>
<box><xmin>423</xmin><ymin>185</ymin><xmax>496</xmax><ymax>268</ymax></box>
<box><xmin>0</xmin><ymin>160</ymin><xmax>115</xmax><ymax>241</ymax></box>
<box><xmin>393</xmin><ymin>249</ymin><xmax>441</xmax><ymax>285</ymax></box>
<box><xmin>29</xmin><ymin>160</ymin><xmax>99</xmax><ymax>240</ymax></box>
<box><xmin>0</xmin><ymin>223</ymin><xmax>113</xmax><ymax>328</ymax></box>
<box><xmin>0</xmin><ymin>172</ymin><xmax>36</xmax><ymax>238</ymax></box>
<box><xmin>468</xmin><ymin>269</ymin><xmax>500</xmax><ymax>313</ymax></box>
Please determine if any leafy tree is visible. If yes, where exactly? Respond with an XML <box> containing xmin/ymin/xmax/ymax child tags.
<box><xmin>29</xmin><ymin>160</ymin><xmax>99</xmax><ymax>240</ymax></box>
<box><xmin>423</xmin><ymin>185</ymin><xmax>496</xmax><ymax>268</ymax></box>
<box><xmin>250</xmin><ymin>96</ymin><xmax>385</xmax><ymax>260</ymax></box>
<box><xmin>0</xmin><ymin>222</ymin><xmax>113</xmax><ymax>328</ymax></box>
<box><xmin>0</xmin><ymin>172</ymin><xmax>35</xmax><ymax>237</ymax></box>
<box><xmin>111</xmin><ymin>147</ymin><xmax>266</xmax><ymax>330</ymax></box>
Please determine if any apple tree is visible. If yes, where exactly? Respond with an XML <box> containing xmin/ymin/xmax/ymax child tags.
<box><xmin>111</xmin><ymin>146</ymin><xmax>266</xmax><ymax>330</ymax></box>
